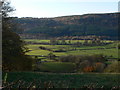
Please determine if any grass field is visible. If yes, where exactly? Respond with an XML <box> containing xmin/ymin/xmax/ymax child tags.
<box><xmin>2</xmin><ymin>39</ymin><xmax>119</xmax><ymax>88</ymax></box>
<box><xmin>24</xmin><ymin>39</ymin><xmax>50</xmax><ymax>43</ymax></box>
<box><xmin>37</xmin><ymin>62</ymin><xmax>75</xmax><ymax>73</ymax></box>
<box><xmin>23</xmin><ymin>39</ymin><xmax>119</xmax><ymax>73</ymax></box>
<box><xmin>25</xmin><ymin>40</ymin><xmax>118</xmax><ymax>58</ymax></box>
<box><xmin>67</xmin><ymin>48</ymin><xmax>118</xmax><ymax>58</ymax></box>
<box><xmin>2</xmin><ymin>72</ymin><xmax>120</xmax><ymax>88</ymax></box>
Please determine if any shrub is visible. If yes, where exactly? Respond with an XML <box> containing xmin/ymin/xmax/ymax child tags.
<box><xmin>104</xmin><ymin>61</ymin><xmax>120</xmax><ymax>73</ymax></box>
<box><xmin>83</xmin><ymin>66</ymin><xmax>94</xmax><ymax>72</ymax></box>
<box><xmin>78</xmin><ymin>60</ymin><xmax>91</xmax><ymax>71</ymax></box>
<box><xmin>93</xmin><ymin>62</ymin><xmax>106</xmax><ymax>72</ymax></box>
<box><xmin>60</xmin><ymin>54</ymin><xmax>107</xmax><ymax>72</ymax></box>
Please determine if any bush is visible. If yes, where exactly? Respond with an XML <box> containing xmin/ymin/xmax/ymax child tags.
<box><xmin>93</xmin><ymin>62</ymin><xmax>106</xmax><ymax>72</ymax></box>
<box><xmin>104</xmin><ymin>61</ymin><xmax>120</xmax><ymax>73</ymax></box>
<box><xmin>60</xmin><ymin>54</ymin><xmax>107</xmax><ymax>72</ymax></box>
<box><xmin>77</xmin><ymin>60</ymin><xmax>91</xmax><ymax>72</ymax></box>
<box><xmin>60</xmin><ymin>54</ymin><xmax>106</xmax><ymax>63</ymax></box>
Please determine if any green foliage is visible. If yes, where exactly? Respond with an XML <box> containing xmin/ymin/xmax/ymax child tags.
<box><xmin>60</xmin><ymin>54</ymin><xmax>107</xmax><ymax>72</ymax></box>
<box><xmin>2</xmin><ymin>29</ymin><xmax>25</xmax><ymax>56</ymax></box>
<box><xmin>117</xmin><ymin>43</ymin><xmax>120</xmax><ymax>49</ymax></box>
<box><xmin>104</xmin><ymin>61</ymin><xmax>120</xmax><ymax>73</ymax></box>
<box><xmin>47</xmin><ymin>52</ymin><xmax>56</xmax><ymax>60</ymax></box>
<box><xmin>2</xmin><ymin>1</ymin><xmax>34</xmax><ymax>71</ymax></box>
<box><xmin>60</xmin><ymin>54</ymin><xmax>107</xmax><ymax>63</ymax></box>
<box><xmin>3</xmin><ymin>55</ymin><xmax>34</xmax><ymax>71</ymax></box>
<box><xmin>93</xmin><ymin>62</ymin><xmax>106</xmax><ymax>72</ymax></box>
<box><xmin>2</xmin><ymin>26</ymin><xmax>34</xmax><ymax>71</ymax></box>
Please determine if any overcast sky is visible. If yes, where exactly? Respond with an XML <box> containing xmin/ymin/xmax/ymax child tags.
<box><xmin>10</xmin><ymin>0</ymin><xmax>119</xmax><ymax>18</ymax></box>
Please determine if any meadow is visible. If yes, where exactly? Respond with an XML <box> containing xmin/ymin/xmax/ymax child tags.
<box><xmin>25</xmin><ymin>39</ymin><xmax>118</xmax><ymax>58</ymax></box>
<box><xmin>23</xmin><ymin>39</ymin><xmax>119</xmax><ymax>73</ymax></box>
<box><xmin>2</xmin><ymin>72</ymin><xmax>120</xmax><ymax>88</ymax></box>
<box><xmin>37</xmin><ymin>62</ymin><xmax>75</xmax><ymax>73</ymax></box>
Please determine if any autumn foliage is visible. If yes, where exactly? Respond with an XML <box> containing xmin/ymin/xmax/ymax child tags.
<box><xmin>83</xmin><ymin>66</ymin><xmax>94</xmax><ymax>72</ymax></box>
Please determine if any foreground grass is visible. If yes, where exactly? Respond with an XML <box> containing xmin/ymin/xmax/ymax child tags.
<box><xmin>2</xmin><ymin>72</ymin><xmax>120</xmax><ymax>88</ymax></box>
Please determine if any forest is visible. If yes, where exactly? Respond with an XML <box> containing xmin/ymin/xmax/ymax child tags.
<box><xmin>12</xmin><ymin>13</ymin><xmax>119</xmax><ymax>40</ymax></box>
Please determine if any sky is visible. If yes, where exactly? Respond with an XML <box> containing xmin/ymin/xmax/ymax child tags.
<box><xmin>10</xmin><ymin>0</ymin><xmax>119</xmax><ymax>18</ymax></box>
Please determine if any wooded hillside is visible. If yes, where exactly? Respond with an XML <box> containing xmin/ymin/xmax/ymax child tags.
<box><xmin>12</xmin><ymin>13</ymin><xmax>119</xmax><ymax>39</ymax></box>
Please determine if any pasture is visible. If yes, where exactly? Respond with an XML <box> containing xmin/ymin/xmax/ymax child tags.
<box><xmin>23</xmin><ymin>39</ymin><xmax>119</xmax><ymax>73</ymax></box>
<box><xmin>2</xmin><ymin>72</ymin><xmax>120</xmax><ymax>88</ymax></box>
<box><xmin>37</xmin><ymin>62</ymin><xmax>75</xmax><ymax>73</ymax></box>
<box><xmin>25</xmin><ymin>39</ymin><xmax>118</xmax><ymax>58</ymax></box>
<box><xmin>2</xmin><ymin>39</ymin><xmax>120</xmax><ymax>89</ymax></box>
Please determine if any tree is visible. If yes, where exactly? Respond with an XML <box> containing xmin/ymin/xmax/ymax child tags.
<box><xmin>61</xmin><ymin>39</ymin><xmax>66</xmax><ymax>45</ymax></box>
<box><xmin>83</xmin><ymin>40</ymin><xmax>88</xmax><ymax>46</ymax></box>
<box><xmin>1</xmin><ymin>0</ymin><xmax>15</xmax><ymax>17</ymax></box>
<box><xmin>2</xmin><ymin>0</ymin><xmax>34</xmax><ymax>71</ymax></box>
<box><xmin>50</xmin><ymin>38</ymin><xmax>59</xmax><ymax>45</ymax></box>
<box><xmin>117</xmin><ymin>43</ymin><xmax>120</xmax><ymax>49</ymax></box>
<box><xmin>47</xmin><ymin>52</ymin><xmax>56</xmax><ymax>60</ymax></box>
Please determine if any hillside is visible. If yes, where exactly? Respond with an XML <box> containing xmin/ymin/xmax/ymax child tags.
<box><xmin>12</xmin><ymin>13</ymin><xmax>119</xmax><ymax>39</ymax></box>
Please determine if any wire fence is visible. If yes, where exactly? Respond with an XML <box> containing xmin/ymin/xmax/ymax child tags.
<box><xmin>2</xmin><ymin>79</ymin><xmax>120</xmax><ymax>89</ymax></box>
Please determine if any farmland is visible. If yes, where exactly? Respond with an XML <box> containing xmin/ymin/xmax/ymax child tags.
<box><xmin>2</xmin><ymin>72</ymin><xmax>120</xmax><ymax>88</ymax></box>
<box><xmin>23</xmin><ymin>39</ymin><xmax>120</xmax><ymax>73</ymax></box>
<box><xmin>25</xmin><ymin>39</ymin><xmax>119</xmax><ymax>58</ymax></box>
<box><xmin>2</xmin><ymin>39</ymin><xmax>120</xmax><ymax>89</ymax></box>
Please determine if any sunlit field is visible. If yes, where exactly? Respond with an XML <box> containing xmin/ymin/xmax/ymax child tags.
<box><xmin>25</xmin><ymin>39</ymin><xmax>118</xmax><ymax>58</ymax></box>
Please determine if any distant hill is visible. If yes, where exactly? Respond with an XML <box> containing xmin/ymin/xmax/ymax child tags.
<box><xmin>12</xmin><ymin>13</ymin><xmax>119</xmax><ymax>40</ymax></box>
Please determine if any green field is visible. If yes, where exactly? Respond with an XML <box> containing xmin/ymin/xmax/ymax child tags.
<box><xmin>24</xmin><ymin>39</ymin><xmax>119</xmax><ymax>73</ymax></box>
<box><xmin>26</xmin><ymin>46</ymin><xmax>118</xmax><ymax>58</ymax></box>
<box><xmin>2</xmin><ymin>72</ymin><xmax>120</xmax><ymax>88</ymax></box>
<box><xmin>2</xmin><ymin>39</ymin><xmax>120</xmax><ymax>88</ymax></box>
<box><xmin>37</xmin><ymin>62</ymin><xmax>75</xmax><ymax>73</ymax></box>
<box><xmin>25</xmin><ymin>40</ymin><xmax>118</xmax><ymax>58</ymax></box>
<box><xmin>24</xmin><ymin>39</ymin><xmax>50</xmax><ymax>43</ymax></box>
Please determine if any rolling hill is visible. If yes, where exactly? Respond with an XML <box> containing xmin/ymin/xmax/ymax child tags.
<box><xmin>12</xmin><ymin>12</ymin><xmax>119</xmax><ymax>40</ymax></box>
